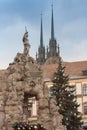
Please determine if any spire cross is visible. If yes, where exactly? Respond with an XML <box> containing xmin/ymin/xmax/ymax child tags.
<box><xmin>40</xmin><ymin>12</ymin><xmax>43</xmax><ymax>21</ymax></box>
<box><xmin>51</xmin><ymin>0</ymin><xmax>54</xmax><ymax>8</ymax></box>
<box><xmin>51</xmin><ymin>3</ymin><xmax>53</xmax><ymax>9</ymax></box>
<box><xmin>40</xmin><ymin>12</ymin><xmax>43</xmax><ymax>17</ymax></box>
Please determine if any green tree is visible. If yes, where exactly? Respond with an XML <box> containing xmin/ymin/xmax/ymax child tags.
<box><xmin>51</xmin><ymin>58</ymin><xmax>82</xmax><ymax>130</ymax></box>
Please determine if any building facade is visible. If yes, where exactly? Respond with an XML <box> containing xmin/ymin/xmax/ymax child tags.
<box><xmin>69</xmin><ymin>77</ymin><xmax>87</xmax><ymax>123</ymax></box>
<box><xmin>41</xmin><ymin>61</ymin><xmax>87</xmax><ymax>125</ymax></box>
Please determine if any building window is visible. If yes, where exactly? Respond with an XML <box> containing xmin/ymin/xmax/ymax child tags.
<box><xmin>82</xmin><ymin>70</ymin><xmax>87</xmax><ymax>76</ymax></box>
<box><xmin>84</xmin><ymin>106</ymin><xmax>87</xmax><ymax>114</ymax></box>
<box><xmin>83</xmin><ymin>87</ymin><xmax>87</xmax><ymax>95</ymax></box>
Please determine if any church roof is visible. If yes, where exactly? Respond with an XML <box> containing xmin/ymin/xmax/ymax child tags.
<box><xmin>41</xmin><ymin>60</ymin><xmax>87</xmax><ymax>80</ymax></box>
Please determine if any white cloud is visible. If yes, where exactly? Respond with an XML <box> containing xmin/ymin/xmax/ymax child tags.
<box><xmin>61</xmin><ymin>39</ymin><xmax>87</xmax><ymax>62</ymax></box>
<box><xmin>62</xmin><ymin>18</ymin><xmax>87</xmax><ymax>36</ymax></box>
<box><xmin>74</xmin><ymin>39</ymin><xmax>87</xmax><ymax>60</ymax></box>
<box><xmin>59</xmin><ymin>18</ymin><xmax>87</xmax><ymax>62</ymax></box>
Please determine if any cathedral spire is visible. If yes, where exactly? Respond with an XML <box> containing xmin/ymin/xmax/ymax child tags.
<box><xmin>51</xmin><ymin>4</ymin><xmax>54</xmax><ymax>40</ymax></box>
<box><xmin>40</xmin><ymin>13</ymin><xmax>43</xmax><ymax>47</ymax></box>
<box><xmin>36</xmin><ymin>13</ymin><xmax>45</xmax><ymax>64</ymax></box>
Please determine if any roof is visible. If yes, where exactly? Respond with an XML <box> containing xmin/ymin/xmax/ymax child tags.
<box><xmin>41</xmin><ymin>60</ymin><xmax>87</xmax><ymax>80</ymax></box>
<box><xmin>0</xmin><ymin>60</ymin><xmax>87</xmax><ymax>81</ymax></box>
<box><xmin>0</xmin><ymin>70</ymin><xmax>5</xmax><ymax>76</ymax></box>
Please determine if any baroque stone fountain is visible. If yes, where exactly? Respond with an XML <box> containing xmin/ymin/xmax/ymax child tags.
<box><xmin>0</xmin><ymin>30</ymin><xmax>66</xmax><ymax>130</ymax></box>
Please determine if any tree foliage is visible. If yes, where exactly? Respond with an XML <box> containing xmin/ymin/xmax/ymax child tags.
<box><xmin>51</xmin><ymin>58</ymin><xmax>82</xmax><ymax>130</ymax></box>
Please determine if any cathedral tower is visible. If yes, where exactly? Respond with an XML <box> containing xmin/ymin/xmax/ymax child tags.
<box><xmin>36</xmin><ymin>14</ymin><xmax>45</xmax><ymax>64</ymax></box>
<box><xmin>46</xmin><ymin>5</ymin><xmax>60</xmax><ymax>59</ymax></box>
<box><xmin>36</xmin><ymin>5</ymin><xmax>60</xmax><ymax>64</ymax></box>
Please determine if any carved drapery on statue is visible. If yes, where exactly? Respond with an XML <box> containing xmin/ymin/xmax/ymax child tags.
<box><xmin>23</xmin><ymin>29</ymin><xmax>30</xmax><ymax>56</ymax></box>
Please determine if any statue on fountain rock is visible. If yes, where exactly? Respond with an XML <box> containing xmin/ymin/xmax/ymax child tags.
<box><xmin>23</xmin><ymin>27</ymin><xmax>30</xmax><ymax>56</ymax></box>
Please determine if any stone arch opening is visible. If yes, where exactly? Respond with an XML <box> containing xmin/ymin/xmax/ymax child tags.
<box><xmin>23</xmin><ymin>92</ymin><xmax>38</xmax><ymax>122</ymax></box>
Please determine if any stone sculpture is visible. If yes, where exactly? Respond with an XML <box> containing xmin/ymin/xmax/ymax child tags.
<box><xmin>23</xmin><ymin>28</ymin><xmax>30</xmax><ymax>56</ymax></box>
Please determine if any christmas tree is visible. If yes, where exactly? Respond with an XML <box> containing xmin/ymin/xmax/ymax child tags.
<box><xmin>51</xmin><ymin>57</ymin><xmax>82</xmax><ymax>130</ymax></box>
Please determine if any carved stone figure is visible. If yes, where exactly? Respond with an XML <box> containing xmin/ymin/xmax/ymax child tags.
<box><xmin>23</xmin><ymin>29</ymin><xmax>30</xmax><ymax>56</ymax></box>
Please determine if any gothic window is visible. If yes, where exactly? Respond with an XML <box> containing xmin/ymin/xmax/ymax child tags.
<box><xmin>83</xmin><ymin>86</ymin><xmax>87</xmax><ymax>95</ymax></box>
<box><xmin>84</xmin><ymin>106</ymin><xmax>87</xmax><ymax>114</ymax></box>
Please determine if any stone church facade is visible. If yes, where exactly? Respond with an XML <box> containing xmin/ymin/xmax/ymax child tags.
<box><xmin>0</xmin><ymin>30</ymin><xmax>66</xmax><ymax>130</ymax></box>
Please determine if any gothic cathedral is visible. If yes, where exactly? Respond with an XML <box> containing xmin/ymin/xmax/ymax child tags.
<box><xmin>36</xmin><ymin>5</ymin><xmax>60</xmax><ymax>64</ymax></box>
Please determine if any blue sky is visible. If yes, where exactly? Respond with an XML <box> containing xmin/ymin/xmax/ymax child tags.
<box><xmin>0</xmin><ymin>0</ymin><xmax>87</xmax><ymax>69</ymax></box>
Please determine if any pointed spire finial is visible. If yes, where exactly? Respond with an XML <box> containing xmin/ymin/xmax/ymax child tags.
<box><xmin>51</xmin><ymin>3</ymin><xmax>54</xmax><ymax>40</ymax></box>
<box><xmin>51</xmin><ymin>2</ymin><xmax>53</xmax><ymax>9</ymax></box>
<box><xmin>41</xmin><ymin>12</ymin><xmax>42</xmax><ymax>17</ymax></box>
<box><xmin>40</xmin><ymin>12</ymin><xmax>43</xmax><ymax>47</ymax></box>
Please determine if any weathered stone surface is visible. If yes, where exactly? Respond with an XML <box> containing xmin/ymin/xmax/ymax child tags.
<box><xmin>39</xmin><ymin>98</ymin><xmax>48</xmax><ymax>109</ymax></box>
<box><xmin>0</xmin><ymin>112</ymin><xmax>5</xmax><ymax>128</ymax></box>
<box><xmin>0</xmin><ymin>53</ymin><xmax>66</xmax><ymax>130</ymax></box>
